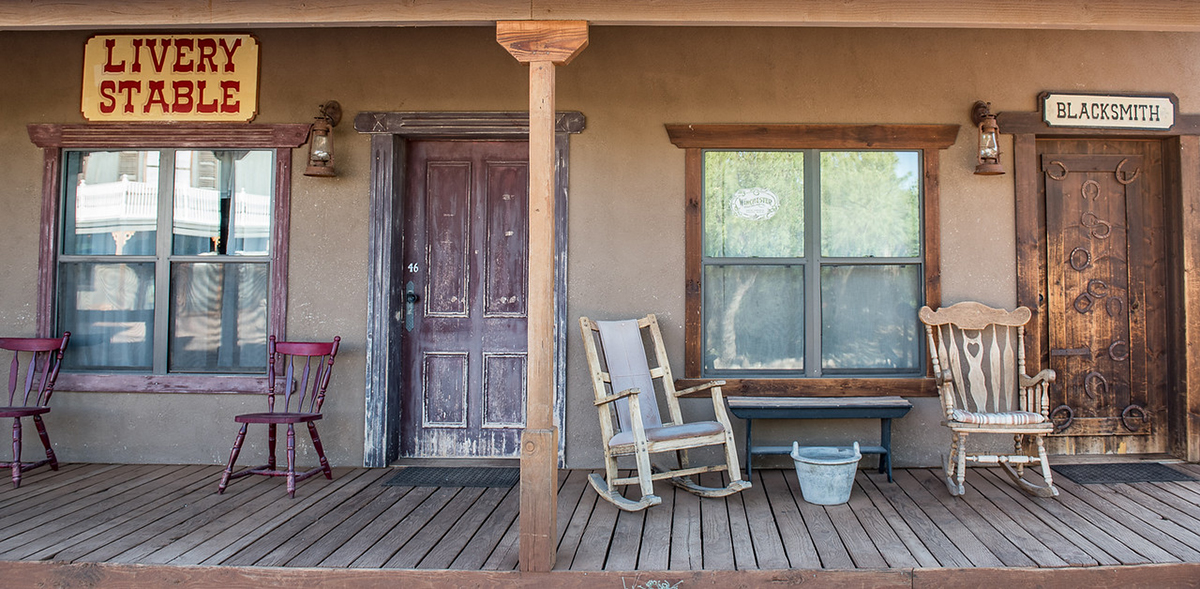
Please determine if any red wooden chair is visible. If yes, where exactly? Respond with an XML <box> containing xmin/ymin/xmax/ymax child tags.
<box><xmin>218</xmin><ymin>335</ymin><xmax>340</xmax><ymax>497</ymax></box>
<box><xmin>0</xmin><ymin>333</ymin><xmax>69</xmax><ymax>488</ymax></box>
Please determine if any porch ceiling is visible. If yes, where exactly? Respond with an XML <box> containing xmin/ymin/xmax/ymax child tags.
<box><xmin>2</xmin><ymin>0</ymin><xmax>1199</xmax><ymax>32</ymax></box>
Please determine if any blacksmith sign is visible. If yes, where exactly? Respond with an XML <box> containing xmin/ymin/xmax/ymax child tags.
<box><xmin>1042</xmin><ymin>92</ymin><xmax>1176</xmax><ymax>131</ymax></box>
<box><xmin>81</xmin><ymin>34</ymin><xmax>260</xmax><ymax>122</ymax></box>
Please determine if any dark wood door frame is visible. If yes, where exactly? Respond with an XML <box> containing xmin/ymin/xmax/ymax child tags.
<box><xmin>1000</xmin><ymin>110</ymin><xmax>1200</xmax><ymax>460</ymax></box>
<box><xmin>354</xmin><ymin>111</ymin><xmax>585</xmax><ymax>467</ymax></box>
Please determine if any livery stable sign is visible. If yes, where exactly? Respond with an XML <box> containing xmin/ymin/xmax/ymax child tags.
<box><xmin>82</xmin><ymin>34</ymin><xmax>259</xmax><ymax>122</ymax></box>
<box><xmin>1042</xmin><ymin>92</ymin><xmax>1176</xmax><ymax>131</ymax></box>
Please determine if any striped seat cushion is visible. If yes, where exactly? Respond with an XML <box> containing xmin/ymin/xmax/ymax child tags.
<box><xmin>949</xmin><ymin>409</ymin><xmax>1047</xmax><ymax>425</ymax></box>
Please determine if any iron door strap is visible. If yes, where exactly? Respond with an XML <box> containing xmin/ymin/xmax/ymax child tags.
<box><xmin>1051</xmin><ymin>347</ymin><xmax>1091</xmax><ymax>357</ymax></box>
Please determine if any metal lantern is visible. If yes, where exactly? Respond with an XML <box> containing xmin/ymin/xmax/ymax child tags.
<box><xmin>304</xmin><ymin>101</ymin><xmax>342</xmax><ymax>177</ymax></box>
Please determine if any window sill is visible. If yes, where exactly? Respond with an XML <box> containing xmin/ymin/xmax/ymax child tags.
<box><xmin>56</xmin><ymin>373</ymin><xmax>269</xmax><ymax>394</ymax></box>
<box><xmin>674</xmin><ymin>377</ymin><xmax>936</xmax><ymax>398</ymax></box>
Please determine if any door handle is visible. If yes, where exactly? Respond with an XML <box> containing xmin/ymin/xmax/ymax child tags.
<box><xmin>405</xmin><ymin>281</ymin><xmax>420</xmax><ymax>332</ymax></box>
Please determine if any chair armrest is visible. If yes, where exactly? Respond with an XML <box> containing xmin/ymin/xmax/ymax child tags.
<box><xmin>1020</xmin><ymin>369</ymin><xmax>1057</xmax><ymax>388</ymax></box>
<box><xmin>933</xmin><ymin>368</ymin><xmax>954</xmax><ymax>385</ymax></box>
<box><xmin>594</xmin><ymin>387</ymin><xmax>640</xmax><ymax>407</ymax></box>
<box><xmin>673</xmin><ymin>380</ymin><xmax>726</xmax><ymax>398</ymax></box>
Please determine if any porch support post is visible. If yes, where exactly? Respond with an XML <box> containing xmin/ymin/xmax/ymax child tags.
<box><xmin>497</xmin><ymin>20</ymin><xmax>588</xmax><ymax>573</ymax></box>
<box><xmin>1179</xmin><ymin>135</ymin><xmax>1200</xmax><ymax>461</ymax></box>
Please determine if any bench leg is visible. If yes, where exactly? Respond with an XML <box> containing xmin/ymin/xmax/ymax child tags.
<box><xmin>744</xmin><ymin>419</ymin><xmax>754</xmax><ymax>480</ymax></box>
<box><xmin>880</xmin><ymin>418</ymin><xmax>894</xmax><ymax>482</ymax></box>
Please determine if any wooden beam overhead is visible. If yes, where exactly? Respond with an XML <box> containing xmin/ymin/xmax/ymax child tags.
<box><xmin>3</xmin><ymin>0</ymin><xmax>1200</xmax><ymax>31</ymax></box>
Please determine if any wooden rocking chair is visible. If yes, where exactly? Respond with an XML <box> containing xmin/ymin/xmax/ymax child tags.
<box><xmin>919</xmin><ymin>302</ymin><xmax>1059</xmax><ymax>498</ymax></box>
<box><xmin>579</xmin><ymin>314</ymin><xmax>750</xmax><ymax>511</ymax></box>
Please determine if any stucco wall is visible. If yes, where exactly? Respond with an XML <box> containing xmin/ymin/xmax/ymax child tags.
<box><xmin>2</xmin><ymin>26</ymin><xmax>1197</xmax><ymax>468</ymax></box>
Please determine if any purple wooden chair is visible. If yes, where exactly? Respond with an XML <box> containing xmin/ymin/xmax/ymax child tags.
<box><xmin>218</xmin><ymin>335</ymin><xmax>340</xmax><ymax>497</ymax></box>
<box><xmin>0</xmin><ymin>333</ymin><xmax>69</xmax><ymax>488</ymax></box>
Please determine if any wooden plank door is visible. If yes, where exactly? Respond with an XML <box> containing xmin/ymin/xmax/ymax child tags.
<box><xmin>1040</xmin><ymin>140</ymin><xmax>1168</xmax><ymax>454</ymax></box>
<box><xmin>399</xmin><ymin>140</ymin><xmax>529</xmax><ymax>458</ymax></box>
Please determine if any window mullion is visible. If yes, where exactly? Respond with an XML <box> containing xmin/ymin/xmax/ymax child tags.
<box><xmin>152</xmin><ymin>149</ymin><xmax>175</xmax><ymax>374</ymax></box>
<box><xmin>804</xmin><ymin>149</ymin><xmax>821</xmax><ymax>377</ymax></box>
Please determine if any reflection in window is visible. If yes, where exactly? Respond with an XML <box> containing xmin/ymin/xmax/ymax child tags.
<box><xmin>701</xmin><ymin>149</ymin><xmax>923</xmax><ymax>377</ymax></box>
<box><xmin>58</xmin><ymin>149</ymin><xmax>274</xmax><ymax>373</ymax></box>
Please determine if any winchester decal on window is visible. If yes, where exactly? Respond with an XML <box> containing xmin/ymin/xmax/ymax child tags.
<box><xmin>1041</xmin><ymin>92</ymin><xmax>1176</xmax><ymax>130</ymax></box>
<box><xmin>81</xmin><ymin>34</ymin><xmax>260</xmax><ymax>122</ymax></box>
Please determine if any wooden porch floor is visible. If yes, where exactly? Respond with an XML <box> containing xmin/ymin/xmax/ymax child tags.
<box><xmin>3</xmin><ymin>462</ymin><xmax>1200</xmax><ymax>578</ymax></box>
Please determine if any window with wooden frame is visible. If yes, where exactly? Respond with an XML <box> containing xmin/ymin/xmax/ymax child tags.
<box><xmin>667</xmin><ymin>124</ymin><xmax>958</xmax><ymax>396</ymax></box>
<box><xmin>28</xmin><ymin>123</ymin><xmax>309</xmax><ymax>392</ymax></box>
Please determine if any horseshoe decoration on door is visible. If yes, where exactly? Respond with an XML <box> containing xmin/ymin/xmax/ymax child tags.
<box><xmin>1121</xmin><ymin>404</ymin><xmax>1146</xmax><ymax>433</ymax></box>
<box><xmin>1069</xmin><ymin>247</ymin><xmax>1092</xmax><ymax>272</ymax></box>
<box><xmin>1050</xmin><ymin>405</ymin><xmax>1074</xmax><ymax>433</ymax></box>
<box><xmin>1115</xmin><ymin>158</ymin><xmax>1141</xmax><ymax>185</ymax></box>
<box><xmin>1080</xmin><ymin>180</ymin><xmax>1101</xmax><ymax>200</ymax></box>
<box><xmin>1083</xmin><ymin>371</ymin><xmax>1107</xmax><ymax>400</ymax></box>
<box><xmin>1080</xmin><ymin>211</ymin><xmax>1112</xmax><ymax>239</ymax></box>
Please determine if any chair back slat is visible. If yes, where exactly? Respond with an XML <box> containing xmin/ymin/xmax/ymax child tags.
<box><xmin>266</xmin><ymin>336</ymin><xmax>340</xmax><ymax>414</ymax></box>
<box><xmin>595</xmin><ymin>319</ymin><xmax>664</xmax><ymax>433</ymax></box>
<box><xmin>0</xmin><ymin>334</ymin><xmax>70</xmax><ymax>408</ymax></box>
<box><xmin>921</xmin><ymin>303</ymin><xmax>1028</xmax><ymax>414</ymax></box>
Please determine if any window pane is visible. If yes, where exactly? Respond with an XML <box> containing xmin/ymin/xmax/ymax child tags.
<box><xmin>62</xmin><ymin>151</ymin><xmax>160</xmax><ymax>256</ymax></box>
<box><xmin>172</xmin><ymin>150</ymin><xmax>274</xmax><ymax>256</ymax></box>
<box><xmin>704</xmin><ymin>264</ymin><xmax>804</xmax><ymax>372</ymax></box>
<box><xmin>820</xmin><ymin>151</ymin><xmax>920</xmax><ymax>257</ymax></box>
<box><xmin>703</xmin><ymin>151</ymin><xmax>804</xmax><ymax>258</ymax></box>
<box><xmin>57</xmin><ymin>262</ymin><xmax>155</xmax><ymax>371</ymax></box>
<box><xmin>168</xmin><ymin>262</ymin><xmax>269</xmax><ymax>373</ymax></box>
<box><xmin>821</xmin><ymin>264</ymin><xmax>921</xmax><ymax>372</ymax></box>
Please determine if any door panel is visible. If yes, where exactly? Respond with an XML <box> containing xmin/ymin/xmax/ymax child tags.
<box><xmin>400</xmin><ymin>140</ymin><xmax>529</xmax><ymax>458</ymax></box>
<box><xmin>1039</xmin><ymin>140</ymin><xmax>1166</xmax><ymax>454</ymax></box>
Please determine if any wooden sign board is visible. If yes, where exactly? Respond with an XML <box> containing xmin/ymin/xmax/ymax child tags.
<box><xmin>82</xmin><ymin>34</ymin><xmax>259</xmax><ymax>122</ymax></box>
<box><xmin>1042</xmin><ymin>92</ymin><xmax>1176</xmax><ymax>131</ymax></box>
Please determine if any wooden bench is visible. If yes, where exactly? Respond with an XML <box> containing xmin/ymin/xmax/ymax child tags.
<box><xmin>725</xmin><ymin>396</ymin><xmax>913</xmax><ymax>482</ymax></box>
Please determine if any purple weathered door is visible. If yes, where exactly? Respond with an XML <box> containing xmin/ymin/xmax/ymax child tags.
<box><xmin>400</xmin><ymin>140</ymin><xmax>528</xmax><ymax>458</ymax></box>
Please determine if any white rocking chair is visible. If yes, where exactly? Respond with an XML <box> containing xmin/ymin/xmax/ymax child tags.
<box><xmin>579</xmin><ymin>314</ymin><xmax>750</xmax><ymax>511</ymax></box>
<box><xmin>919</xmin><ymin>302</ymin><xmax>1059</xmax><ymax>498</ymax></box>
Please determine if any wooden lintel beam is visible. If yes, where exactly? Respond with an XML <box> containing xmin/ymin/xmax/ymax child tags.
<box><xmin>496</xmin><ymin>20</ymin><xmax>588</xmax><ymax>65</ymax></box>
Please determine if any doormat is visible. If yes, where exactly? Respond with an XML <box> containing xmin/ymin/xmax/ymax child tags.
<box><xmin>382</xmin><ymin>467</ymin><xmax>520</xmax><ymax>488</ymax></box>
<box><xmin>1052</xmin><ymin>462</ymin><xmax>1196</xmax><ymax>484</ymax></box>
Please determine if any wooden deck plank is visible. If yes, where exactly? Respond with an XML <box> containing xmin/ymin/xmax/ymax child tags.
<box><xmin>109</xmin><ymin>472</ymin><xmax>283</xmax><ymax>564</ymax></box>
<box><xmin>383</xmin><ymin>486</ymin><xmax>487</xmax><ymax>568</ymax></box>
<box><xmin>846</xmin><ymin>476</ymin><xmax>920</xmax><ymax>568</ymax></box>
<box><xmin>960</xmin><ymin>468</ymin><xmax>1096</xmax><ymax>567</ymax></box>
<box><xmin>318</xmin><ymin>485</ymin><xmax>437</xmax><ymax>567</ymax></box>
<box><xmin>348</xmin><ymin>486</ymin><xmax>461</xmax><ymax>568</ymax></box>
<box><xmin>569</xmin><ymin>482</ymin><xmax>620</xmax><ymax>570</ymax></box>
<box><xmin>75</xmin><ymin>466</ymin><xmax>255</xmax><ymax>563</ymax></box>
<box><xmin>246</xmin><ymin>470</ymin><xmax>393</xmax><ymax>567</ymax></box>
<box><xmin>760</xmin><ymin>468</ymin><xmax>821</xmax><ymax>568</ymax></box>
<box><xmin>976</xmin><ymin>468</ymin><xmax>1132</xmax><ymax>566</ymax></box>
<box><xmin>1061</xmin><ymin>478</ymin><xmax>1200</xmax><ymax>560</ymax></box>
<box><xmin>635</xmin><ymin>473</ymin><xmax>674</xmax><ymax>570</ymax></box>
<box><xmin>449</xmin><ymin>485</ymin><xmax>520</xmax><ymax>570</ymax></box>
<box><xmin>736</xmin><ymin>469</ymin><xmax>789</xmax><ymax>569</ymax></box>
<box><xmin>602</xmin><ymin>498</ymin><xmax>646</xmax><ymax>570</ymax></box>
<box><xmin>1112</xmin><ymin>482</ymin><xmax>1200</xmax><ymax>529</ymax></box>
<box><xmin>286</xmin><ymin>484</ymin><xmax>414</xmax><ymax>567</ymax></box>
<box><xmin>698</xmin><ymin>473</ymin><xmax>735</xmax><ymax>570</ymax></box>
<box><xmin>0</xmin><ymin>465</ymin><xmax>208</xmax><ymax>560</ymax></box>
<box><xmin>179</xmin><ymin>467</ymin><xmax>362</xmax><ymax>566</ymax></box>
<box><xmin>554</xmin><ymin>469</ymin><xmax>590</xmax><ymax>545</ymax></box>
<box><xmin>1048</xmin><ymin>476</ymin><xmax>1192</xmax><ymax>562</ymax></box>
<box><xmin>826</xmin><ymin>502</ymin><xmax>888</xmax><ymax>568</ymax></box>
<box><xmin>856</xmin><ymin>472</ymin><xmax>945</xmax><ymax>568</ymax></box>
<box><xmin>782</xmin><ymin>466</ymin><xmax>854</xmax><ymax>568</ymax></box>
<box><xmin>480</xmin><ymin>508</ymin><xmax>521</xmax><ymax>571</ymax></box>
<box><xmin>722</xmin><ymin>473</ymin><xmax>759</xmax><ymax>570</ymax></box>
<box><xmin>0</xmin><ymin>463</ymin><xmax>105</xmax><ymax>512</ymax></box>
<box><xmin>905</xmin><ymin>469</ymin><xmax>1040</xmax><ymax>567</ymax></box>
<box><xmin>0</xmin><ymin>463</ymin><xmax>166</xmax><ymax>535</ymax></box>
<box><xmin>668</xmin><ymin>479</ymin><xmax>702</xmax><ymax>570</ymax></box>
<box><xmin>137</xmin><ymin>474</ymin><xmax>284</xmax><ymax>564</ymax></box>
<box><xmin>887</xmin><ymin>469</ymin><xmax>1004</xmax><ymax>567</ymax></box>
<box><xmin>418</xmin><ymin>486</ymin><xmax>511</xmax><ymax>569</ymax></box>
<box><xmin>26</xmin><ymin>465</ymin><xmax>214</xmax><ymax>562</ymax></box>
<box><xmin>555</xmin><ymin>470</ymin><xmax>600</xmax><ymax>569</ymax></box>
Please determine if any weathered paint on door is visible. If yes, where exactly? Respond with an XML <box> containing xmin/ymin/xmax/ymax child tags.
<box><xmin>400</xmin><ymin>140</ymin><xmax>529</xmax><ymax>458</ymax></box>
<box><xmin>1039</xmin><ymin>139</ymin><xmax>1168</xmax><ymax>455</ymax></box>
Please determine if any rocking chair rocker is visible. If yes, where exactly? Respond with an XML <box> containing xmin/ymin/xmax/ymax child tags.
<box><xmin>579</xmin><ymin>314</ymin><xmax>750</xmax><ymax>511</ymax></box>
<box><xmin>920</xmin><ymin>302</ymin><xmax>1059</xmax><ymax>498</ymax></box>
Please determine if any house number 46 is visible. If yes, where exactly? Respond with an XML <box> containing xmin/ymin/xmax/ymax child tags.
<box><xmin>407</xmin><ymin>263</ymin><xmax>419</xmax><ymax>272</ymax></box>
